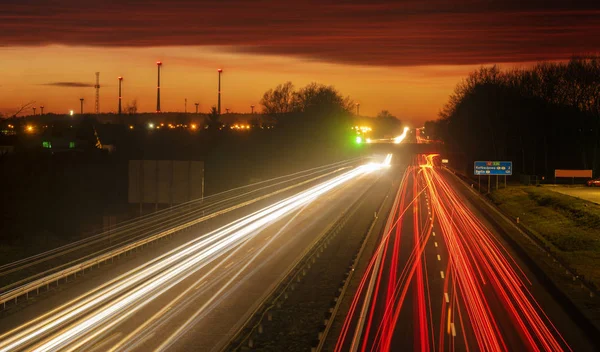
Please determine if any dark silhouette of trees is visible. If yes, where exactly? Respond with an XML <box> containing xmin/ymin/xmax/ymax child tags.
<box><xmin>125</xmin><ymin>100</ymin><xmax>138</xmax><ymax>115</ymax></box>
<box><xmin>373</xmin><ymin>110</ymin><xmax>402</xmax><ymax>138</ymax></box>
<box><xmin>292</xmin><ymin>82</ymin><xmax>354</xmax><ymax>115</ymax></box>
<box><xmin>260</xmin><ymin>82</ymin><xmax>354</xmax><ymax>116</ymax></box>
<box><xmin>207</xmin><ymin>106</ymin><xmax>220</xmax><ymax>128</ymax></box>
<box><xmin>431</xmin><ymin>56</ymin><xmax>600</xmax><ymax>177</ymax></box>
<box><xmin>260</xmin><ymin>81</ymin><xmax>295</xmax><ymax>114</ymax></box>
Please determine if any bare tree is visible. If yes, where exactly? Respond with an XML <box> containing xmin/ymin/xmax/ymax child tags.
<box><xmin>125</xmin><ymin>100</ymin><xmax>138</xmax><ymax>115</ymax></box>
<box><xmin>260</xmin><ymin>82</ymin><xmax>295</xmax><ymax>114</ymax></box>
<box><xmin>10</xmin><ymin>101</ymin><xmax>36</xmax><ymax>117</ymax></box>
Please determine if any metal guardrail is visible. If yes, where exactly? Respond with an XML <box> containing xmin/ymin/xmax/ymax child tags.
<box><xmin>0</xmin><ymin>167</ymin><xmax>348</xmax><ymax>309</ymax></box>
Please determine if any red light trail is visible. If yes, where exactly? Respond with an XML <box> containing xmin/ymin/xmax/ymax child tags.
<box><xmin>335</xmin><ymin>154</ymin><xmax>571</xmax><ymax>351</ymax></box>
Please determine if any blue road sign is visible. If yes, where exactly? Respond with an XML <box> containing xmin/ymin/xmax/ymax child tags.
<box><xmin>474</xmin><ymin>161</ymin><xmax>512</xmax><ymax>176</ymax></box>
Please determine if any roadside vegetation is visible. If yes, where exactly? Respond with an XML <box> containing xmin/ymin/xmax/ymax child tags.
<box><xmin>489</xmin><ymin>186</ymin><xmax>600</xmax><ymax>289</ymax></box>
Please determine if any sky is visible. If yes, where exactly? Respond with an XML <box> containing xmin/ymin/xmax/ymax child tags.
<box><xmin>1</xmin><ymin>0</ymin><xmax>598</xmax><ymax>125</ymax></box>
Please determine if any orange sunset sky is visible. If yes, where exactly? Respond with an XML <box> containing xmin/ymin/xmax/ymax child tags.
<box><xmin>1</xmin><ymin>0</ymin><xmax>598</xmax><ymax>126</ymax></box>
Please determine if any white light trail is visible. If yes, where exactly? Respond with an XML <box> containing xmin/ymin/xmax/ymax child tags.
<box><xmin>0</xmin><ymin>157</ymin><xmax>391</xmax><ymax>352</ymax></box>
<box><xmin>394</xmin><ymin>127</ymin><xmax>410</xmax><ymax>144</ymax></box>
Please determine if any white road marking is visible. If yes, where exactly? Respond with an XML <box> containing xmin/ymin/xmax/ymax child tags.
<box><xmin>247</xmin><ymin>247</ymin><xmax>254</xmax><ymax>253</ymax></box>
<box><xmin>432</xmin><ymin>232</ymin><xmax>436</xmax><ymax>237</ymax></box>
<box><xmin>437</xmin><ymin>254</ymin><xmax>441</xmax><ymax>261</ymax></box>
<box><xmin>440</xmin><ymin>271</ymin><xmax>445</xmax><ymax>279</ymax></box>
<box><xmin>434</xmin><ymin>242</ymin><xmax>438</xmax><ymax>247</ymax></box>
<box><xmin>224</xmin><ymin>262</ymin><xmax>234</xmax><ymax>269</ymax></box>
<box><xmin>445</xmin><ymin>292</ymin><xmax>450</xmax><ymax>303</ymax></box>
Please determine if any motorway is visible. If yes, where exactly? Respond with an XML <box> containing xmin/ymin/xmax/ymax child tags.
<box><xmin>0</xmin><ymin>156</ymin><xmax>392</xmax><ymax>351</ymax></box>
<box><xmin>334</xmin><ymin>155</ymin><xmax>596</xmax><ymax>351</ymax></box>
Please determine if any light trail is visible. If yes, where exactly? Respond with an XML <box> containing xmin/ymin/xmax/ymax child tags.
<box><xmin>336</xmin><ymin>155</ymin><xmax>571</xmax><ymax>351</ymax></box>
<box><xmin>0</xmin><ymin>155</ymin><xmax>393</xmax><ymax>352</ymax></box>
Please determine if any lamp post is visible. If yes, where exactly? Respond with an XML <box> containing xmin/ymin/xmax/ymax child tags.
<box><xmin>40</xmin><ymin>106</ymin><xmax>44</xmax><ymax>115</ymax></box>
<box><xmin>217</xmin><ymin>68</ymin><xmax>223</xmax><ymax>115</ymax></box>
<box><xmin>80</xmin><ymin>98</ymin><xmax>84</xmax><ymax>114</ymax></box>
<box><xmin>251</xmin><ymin>105</ymin><xmax>255</xmax><ymax>114</ymax></box>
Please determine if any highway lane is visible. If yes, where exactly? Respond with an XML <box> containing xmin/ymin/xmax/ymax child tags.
<box><xmin>0</xmin><ymin>156</ymin><xmax>392</xmax><ymax>352</ymax></box>
<box><xmin>335</xmin><ymin>155</ymin><xmax>595</xmax><ymax>351</ymax></box>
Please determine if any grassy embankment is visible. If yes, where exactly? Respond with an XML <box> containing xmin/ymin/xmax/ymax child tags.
<box><xmin>489</xmin><ymin>186</ymin><xmax>600</xmax><ymax>290</ymax></box>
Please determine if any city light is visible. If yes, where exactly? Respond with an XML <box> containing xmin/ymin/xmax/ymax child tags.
<box><xmin>69</xmin><ymin>110</ymin><xmax>74</xmax><ymax>116</ymax></box>
<box><xmin>148</xmin><ymin>123</ymin><xmax>155</xmax><ymax>129</ymax></box>
<box><xmin>352</xmin><ymin>126</ymin><xmax>372</xmax><ymax>133</ymax></box>
<box><xmin>25</xmin><ymin>125</ymin><xmax>34</xmax><ymax>133</ymax></box>
<box><xmin>129</xmin><ymin>125</ymin><xmax>134</xmax><ymax>130</ymax></box>
<box><xmin>231</xmin><ymin>124</ymin><xmax>251</xmax><ymax>130</ymax></box>
<box><xmin>355</xmin><ymin>136</ymin><xmax>363</xmax><ymax>144</ymax></box>
<box><xmin>190</xmin><ymin>124</ymin><xmax>197</xmax><ymax>130</ymax></box>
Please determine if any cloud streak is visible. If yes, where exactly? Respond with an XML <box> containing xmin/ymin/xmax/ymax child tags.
<box><xmin>0</xmin><ymin>0</ymin><xmax>599</xmax><ymax>66</ymax></box>
<box><xmin>42</xmin><ymin>82</ymin><xmax>94</xmax><ymax>88</ymax></box>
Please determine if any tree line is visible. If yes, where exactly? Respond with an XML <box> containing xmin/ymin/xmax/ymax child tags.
<box><xmin>426</xmin><ymin>56</ymin><xmax>600</xmax><ymax>177</ymax></box>
<box><xmin>260</xmin><ymin>81</ymin><xmax>403</xmax><ymax>138</ymax></box>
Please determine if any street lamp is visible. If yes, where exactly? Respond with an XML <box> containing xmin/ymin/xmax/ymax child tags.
<box><xmin>80</xmin><ymin>98</ymin><xmax>84</xmax><ymax>114</ymax></box>
<box><xmin>217</xmin><ymin>68</ymin><xmax>223</xmax><ymax>115</ymax></box>
<box><xmin>40</xmin><ymin>106</ymin><xmax>44</xmax><ymax>115</ymax></box>
<box><xmin>251</xmin><ymin>105</ymin><xmax>255</xmax><ymax>114</ymax></box>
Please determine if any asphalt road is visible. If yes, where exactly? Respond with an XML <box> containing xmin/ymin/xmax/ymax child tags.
<box><xmin>333</xmin><ymin>157</ymin><xmax>596</xmax><ymax>351</ymax></box>
<box><xmin>0</xmin><ymin>161</ymin><xmax>391</xmax><ymax>351</ymax></box>
<box><xmin>546</xmin><ymin>185</ymin><xmax>600</xmax><ymax>204</ymax></box>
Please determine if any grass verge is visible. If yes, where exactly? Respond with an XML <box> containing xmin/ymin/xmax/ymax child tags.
<box><xmin>489</xmin><ymin>185</ymin><xmax>600</xmax><ymax>290</ymax></box>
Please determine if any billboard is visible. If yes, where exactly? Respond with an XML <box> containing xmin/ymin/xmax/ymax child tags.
<box><xmin>554</xmin><ymin>169</ymin><xmax>592</xmax><ymax>178</ymax></box>
<box><xmin>474</xmin><ymin>161</ymin><xmax>512</xmax><ymax>176</ymax></box>
<box><xmin>128</xmin><ymin>160</ymin><xmax>204</xmax><ymax>204</ymax></box>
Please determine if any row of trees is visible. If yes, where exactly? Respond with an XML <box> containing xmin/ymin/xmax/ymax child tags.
<box><xmin>427</xmin><ymin>56</ymin><xmax>600</xmax><ymax>176</ymax></box>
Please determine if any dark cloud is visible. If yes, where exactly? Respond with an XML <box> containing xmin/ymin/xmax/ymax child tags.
<box><xmin>42</xmin><ymin>82</ymin><xmax>94</xmax><ymax>88</ymax></box>
<box><xmin>1</xmin><ymin>0</ymin><xmax>599</xmax><ymax>66</ymax></box>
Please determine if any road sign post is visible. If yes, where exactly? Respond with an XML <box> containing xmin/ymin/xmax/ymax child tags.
<box><xmin>474</xmin><ymin>161</ymin><xmax>513</xmax><ymax>176</ymax></box>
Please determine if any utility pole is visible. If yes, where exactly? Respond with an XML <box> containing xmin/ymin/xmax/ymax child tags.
<box><xmin>156</xmin><ymin>61</ymin><xmax>162</xmax><ymax>113</ymax></box>
<box><xmin>195</xmin><ymin>103</ymin><xmax>199</xmax><ymax>114</ymax></box>
<box><xmin>118</xmin><ymin>77</ymin><xmax>123</xmax><ymax>115</ymax></box>
<box><xmin>80</xmin><ymin>98</ymin><xmax>84</xmax><ymax>114</ymax></box>
<box><xmin>217</xmin><ymin>68</ymin><xmax>223</xmax><ymax>115</ymax></box>
<box><xmin>185</xmin><ymin>98</ymin><xmax>187</xmax><ymax>113</ymax></box>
